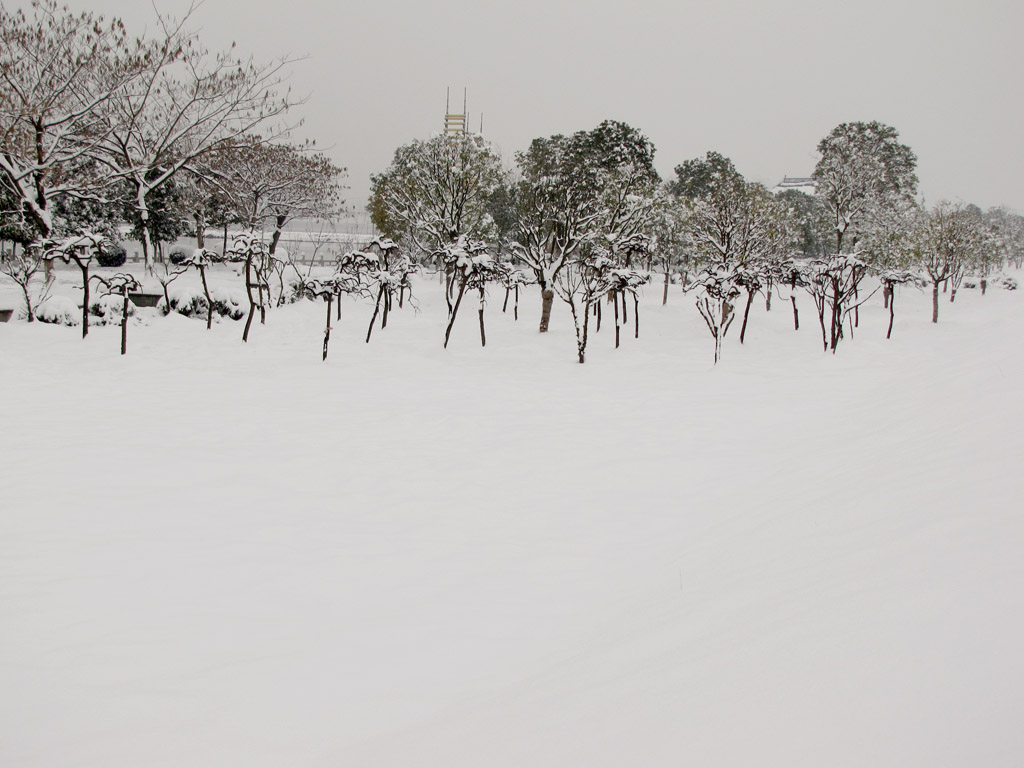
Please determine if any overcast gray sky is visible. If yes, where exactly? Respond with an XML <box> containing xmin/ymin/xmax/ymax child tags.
<box><xmin>56</xmin><ymin>0</ymin><xmax>1024</xmax><ymax>214</ymax></box>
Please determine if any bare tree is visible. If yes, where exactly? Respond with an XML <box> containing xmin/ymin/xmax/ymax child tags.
<box><xmin>91</xmin><ymin>7</ymin><xmax>299</xmax><ymax>272</ymax></box>
<box><xmin>0</xmin><ymin>1</ymin><xmax>144</xmax><ymax>239</ymax></box>
<box><xmin>0</xmin><ymin>248</ymin><xmax>52</xmax><ymax>321</ymax></box>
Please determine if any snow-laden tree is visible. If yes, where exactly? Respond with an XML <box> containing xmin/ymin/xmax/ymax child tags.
<box><xmin>875</xmin><ymin>268</ymin><xmax>920</xmax><ymax>339</ymax></box>
<box><xmin>219</xmin><ymin>137</ymin><xmax>344</xmax><ymax>252</ymax></box>
<box><xmin>692</xmin><ymin>264</ymin><xmax>742</xmax><ymax>365</ymax></box>
<box><xmin>979</xmin><ymin>206</ymin><xmax>1024</xmax><ymax>290</ymax></box>
<box><xmin>90</xmin><ymin>8</ymin><xmax>297</xmax><ymax>273</ymax></box>
<box><xmin>812</xmin><ymin>121</ymin><xmax>918</xmax><ymax>255</ymax></box>
<box><xmin>40</xmin><ymin>231</ymin><xmax>109</xmax><ymax>337</ymax></box>
<box><xmin>648</xmin><ymin>191</ymin><xmax>692</xmax><ymax>305</ymax></box>
<box><xmin>302</xmin><ymin>275</ymin><xmax>357</xmax><ymax>361</ymax></box>
<box><xmin>90</xmin><ymin>272</ymin><xmax>141</xmax><ymax>354</ymax></box>
<box><xmin>507</xmin><ymin>120</ymin><xmax>660</xmax><ymax>333</ymax></box>
<box><xmin>498</xmin><ymin>266</ymin><xmax>532</xmax><ymax>321</ymax></box>
<box><xmin>178</xmin><ymin>248</ymin><xmax>225</xmax><ymax>329</ymax></box>
<box><xmin>671</xmin><ymin>152</ymin><xmax>793</xmax><ymax>345</ymax></box>
<box><xmin>777</xmin><ymin>258</ymin><xmax>809</xmax><ymax>331</ymax></box>
<box><xmin>0</xmin><ymin>1</ymin><xmax>145</xmax><ymax>240</ymax></box>
<box><xmin>913</xmin><ymin>201</ymin><xmax>986</xmax><ymax>323</ymax></box>
<box><xmin>774</xmin><ymin>189</ymin><xmax>833</xmax><ymax>260</ymax></box>
<box><xmin>337</xmin><ymin>238</ymin><xmax>416</xmax><ymax>344</ymax></box>
<box><xmin>856</xmin><ymin>196</ymin><xmax>919</xmax><ymax>316</ymax></box>
<box><xmin>226</xmin><ymin>233</ymin><xmax>272</xmax><ymax>341</ymax></box>
<box><xmin>803</xmin><ymin>253</ymin><xmax>873</xmax><ymax>352</ymax></box>
<box><xmin>369</xmin><ymin>132</ymin><xmax>504</xmax><ymax>259</ymax></box>
<box><xmin>433</xmin><ymin>236</ymin><xmax>505</xmax><ymax>348</ymax></box>
<box><xmin>0</xmin><ymin>248</ymin><xmax>52</xmax><ymax>322</ymax></box>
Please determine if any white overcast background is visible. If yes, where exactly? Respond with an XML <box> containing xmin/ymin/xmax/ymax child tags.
<box><xmin>46</xmin><ymin>0</ymin><xmax>1024</xmax><ymax>215</ymax></box>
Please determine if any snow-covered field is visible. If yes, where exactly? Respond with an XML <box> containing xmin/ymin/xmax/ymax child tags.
<box><xmin>2</xmin><ymin>265</ymin><xmax>1023</xmax><ymax>766</ymax></box>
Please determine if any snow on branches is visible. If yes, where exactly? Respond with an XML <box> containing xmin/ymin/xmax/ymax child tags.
<box><xmin>693</xmin><ymin>264</ymin><xmax>742</xmax><ymax>364</ymax></box>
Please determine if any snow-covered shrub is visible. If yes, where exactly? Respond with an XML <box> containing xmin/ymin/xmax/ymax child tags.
<box><xmin>166</xmin><ymin>284</ymin><xmax>245</xmax><ymax>321</ymax></box>
<box><xmin>96</xmin><ymin>242</ymin><xmax>127</xmax><ymax>268</ymax></box>
<box><xmin>281</xmin><ymin>277</ymin><xmax>312</xmax><ymax>304</ymax></box>
<box><xmin>89</xmin><ymin>294</ymin><xmax>135</xmax><ymax>325</ymax></box>
<box><xmin>168</xmin><ymin>247</ymin><xmax>190</xmax><ymax>266</ymax></box>
<box><xmin>35</xmin><ymin>295</ymin><xmax>80</xmax><ymax>326</ymax></box>
<box><xmin>167</xmin><ymin>284</ymin><xmax>208</xmax><ymax>318</ymax></box>
<box><xmin>1001</xmin><ymin>276</ymin><xmax>1018</xmax><ymax>290</ymax></box>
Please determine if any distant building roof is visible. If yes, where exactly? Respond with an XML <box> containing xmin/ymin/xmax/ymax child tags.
<box><xmin>772</xmin><ymin>176</ymin><xmax>817</xmax><ymax>195</ymax></box>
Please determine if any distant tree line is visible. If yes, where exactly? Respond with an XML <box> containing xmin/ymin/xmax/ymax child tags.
<box><xmin>368</xmin><ymin>120</ymin><xmax>1024</xmax><ymax>362</ymax></box>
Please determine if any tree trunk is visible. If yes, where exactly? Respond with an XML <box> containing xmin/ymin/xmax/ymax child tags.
<box><xmin>538</xmin><ymin>287</ymin><xmax>554</xmax><ymax>332</ymax></box>
<box><xmin>981</xmin><ymin>279</ymin><xmax>988</xmax><ymax>295</ymax></box>
<box><xmin>663</xmin><ymin>270</ymin><xmax>669</xmax><ymax>305</ymax></box>
<box><xmin>570</xmin><ymin>298</ymin><xmax>590</xmax><ymax>364</ymax></box>
<box><xmin>323</xmin><ymin>297</ymin><xmax>332</xmax><ymax>360</ymax></box>
<box><xmin>139</xmin><ymin>231</ymin><xmax>151</xmax><ymax>276</ymax></box>
<box><xmin>634</xmin><ymin>294</ymin><xmax>639</xmax><ymax>339</ymax></box>
<box><xmin>444</xmin><ymin>277</ymin><xmax>467</xmax><ymax>348</ymax></box>
<box><xmin>829</xmin><ymin>281</ymin><xmax>841</xmax><ymax>352</ymax></box>
<box><xmin>613</xmin><ymin>292</ymin><xmax>620</xmax><ymax>349</ymax></box>
<box><xmin>502</xmin><ymin>287</ymin><xmax>510</xmax><ymax>313</ymax></box>
<box><xmin>739</xmin><ymin>290</ymin><xmax>754</xmax><ymax>344</ymax></box>
<box><xmin>243</xmin><ymin>255</ymin><xmax>256</xmax><ymax>342</ymax></box>
<box><xmin>950</xmin><ymin>287</ymin><xmax>957</xmax><ymax>303</ymax></box>
<box><xmin>257</xmin><ymin>258</ymin><xmax>267</xmax><ymax>324</ymax></box>
<box><xmin>514</xmin><ymin>285</ymin><xmax>519</xmax><ymax>321</ymax></box>
<box><xmin>222</xmin><ymin>222</ymin><xmax>229</xmax><ymax>258</ymax></box>
<box><xmin>596</xmin><ymin>298</ymin><xmax>601</xmax><ymax>332</ymax></box>
<box><xmin>817</xmin><ymin>303</ymin><xmax>827</xmax><ymax>352</ymax></box>
<box><xmin>791</xmin><ymin>295</ymin><xmax>799</xmax><ymax>331</ymax></box>
<box><xmin>366</xmin><ymin>285</ymin><xmax>385</xmax><ymax>343</ymax></box>
<box><xmin>77</xmin><ymin>258</ymin><xmax>89</xmax><ymax>338</ymax></box>
<box><xmin>580</xmin><ymin>298</ymin><xmax>590</xmax><ymax>363</ymax></box>
<box><xmin>932</xmin><ymin>283</ymin><xmax>939</xmax><ymax>323</ymax></box>
<box><xmin>199</xmin><ymin>265</ymin><xmax>213</xmax><ymax>330</ymax></box>
<box><xmin>852</xmin><ymin>270</ymin><xmax>860</xmax><ymax>328</ymax></box>
<box><xmin>478</xmin><ymin>286</ymin><xmax>486</xmax><ymax>347</ymax></box>
<box><xmin>887</xmin><ymin>290</ymin><xmax>895</xmax><ymax>340</ymax></box>
<box><xmin>621</xmin><ymin>291</ymin><xmax>628</xmax><ymax>324</ymax></box>
<box><xmin>121</xmin><ymin>285</ymin><xmax>129</xmax><ymax>355</ymax></box>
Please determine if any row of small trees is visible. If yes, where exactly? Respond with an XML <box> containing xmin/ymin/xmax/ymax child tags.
<box><xmin>367</xmin><ymin>120</ymin><xmax>1024</xmax><ymax>363</ymax></box>
<box><xmin>0</xmin><ymin>0</ymin><xmax>344</xmax><ymax>285</ymax></box>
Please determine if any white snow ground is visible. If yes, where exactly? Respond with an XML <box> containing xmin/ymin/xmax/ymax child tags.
<box><xmin>2</xmin><ymin>265</ymin><xmax>1023</xmax><ymax>767</ymax></box>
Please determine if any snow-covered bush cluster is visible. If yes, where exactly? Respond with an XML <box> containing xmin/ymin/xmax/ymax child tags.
<box><xmin>89</xmin><ymin>295</ymin><xmax>136</xmax><ymax>326</ymax></box>
<box><xmin>35</xmin><ymin>296</ymin><xmax>80</xmax><ymax>326</ymax></box>
<box><xmin>166</xmin><ymin>285</ymin><xmax>245</xmax><ymax>321</ymax></box>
